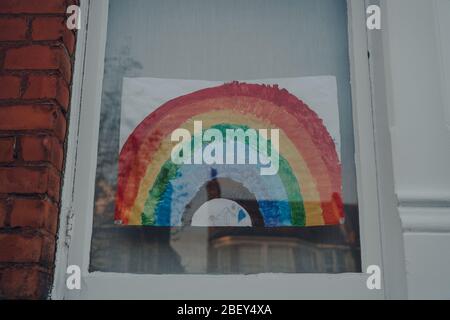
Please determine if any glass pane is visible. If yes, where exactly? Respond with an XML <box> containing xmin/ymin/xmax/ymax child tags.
<box><xmin>91</xmin><ymin>0</ymin><xmax>361</xmax><ymax>274</ymax></box>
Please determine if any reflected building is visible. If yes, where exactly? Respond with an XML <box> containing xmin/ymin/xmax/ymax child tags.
<box><xmin>207</xmin><ymin>216</ymin><xmax>360</xmax><ymax>274</ymax></box>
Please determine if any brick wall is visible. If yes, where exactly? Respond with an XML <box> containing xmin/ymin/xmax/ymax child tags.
<box><xmin>0</xmin><ymin>0</ymin><xmax>78</xmax><ymax>299</ymax></box>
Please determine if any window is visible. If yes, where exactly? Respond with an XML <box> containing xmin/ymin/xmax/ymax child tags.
<box><xmin>90</xmin><ymin>0</ymin><xmax>362</xmax><ymax>275</ymax></box>
<box><xmin>63</xmin><ymin>0</ymin><xmax>385</xmax><ymax>299</ymax></box>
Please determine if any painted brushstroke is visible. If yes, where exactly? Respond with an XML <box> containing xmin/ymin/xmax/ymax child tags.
<box><xmin>115</xmin><ymin>82</ymin><xmax>343</xmax><ymax>227</ymax></box>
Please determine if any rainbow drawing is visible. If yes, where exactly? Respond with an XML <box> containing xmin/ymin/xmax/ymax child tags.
<box><xmin>115</xmin><ymin>82</ymin><xmax>344</xmax><ymax>227</ymax></box>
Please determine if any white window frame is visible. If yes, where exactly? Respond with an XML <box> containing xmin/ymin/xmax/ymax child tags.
<box><xmin>52</xmin><ymin>0</ymin><xmax>407</xmax><ymax>299</ymax></box>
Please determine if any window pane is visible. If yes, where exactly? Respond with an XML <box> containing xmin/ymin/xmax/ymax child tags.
<box><xmin>91</xmin><ymin>0</ymin><xmax>361</xmax><ymax>274</ymax></box>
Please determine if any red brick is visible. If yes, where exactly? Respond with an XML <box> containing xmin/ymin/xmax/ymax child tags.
<box><xmin>20</xmin><ymin>135</ymin><xmax>63</xmax><ymax>170</ymax></box>
<box><xmin>0</xmin><ymin>17</ymin><xmax>27</xmax><ymax>41</ymax></box>
<box><xmin>40</xmin><ymin>236</ymin><xmax>56</xmax><ymax>266</ymax></box>
<box><xmin>4</xmin><ymin>45</ymin><xmax>72</xmax><ymax>83</ymax></box>
<box><xmin>4</xmin><ymin>45</ymin><xmax>56</xmax><ymax>69</ymax></box>
<box><xmin>24</xmin><ymin>75</ymin><xmax>70</xmax><ymax>110</ymax></box>
<box><xmin>0</xmin><ymin>233</ymin><xmax>55</xmax><ymax>267</ymax></box>
<box><xmin>0</xmin><ymin>0</ymin><xmax>78</xmax><ymax>301</ymax></box>
<box><xmin>0</xmin><ymin>233</ymin><xmax>42</xmax><ymax>263</ymax></box>
<box><xmin>0</xmin><ymin>266</ymin><xmax>51</xmax><ymax>299</ymax></box>
<box><xmin>57</xmin><ymin>49</ymin><xmax>72</xmax><ymax>83</ymax></box>
<box><xmin>0</xmin><ymin>137</ymin><xmax>15</xmax><ymax>163</ymax></box>
<box><xmin>47</xmin><ymin>166</ymin><xmax>61</xmax><ymax>200</ymax></box>
<box><xmin>32</xmin><ymin>17</ymin><xmax>76</xmax><ymax>54</ymax></box>
<box><xmin>10</xmin><ymin>198</ymin><xmax>58</xmax><ymax>234</ymax></box>
<box><xmin>0</xmin><ymin>105</ymin><xmax>66</xmax><ymax>141</ymax></box>
<box><xmin>0</xmin><ymin>0</ymin><xmax>67</xmax><ymax>14</ymax></box>
<box><xmin>0</xmin><ymin>166</ymin><xmax>61</xmax><ymax>200</ymax></box>
<box><xmin>0</xmin><ymin>75</ymin><xmax>22</xmax><ymax>99</ymax></box>
<box><xmin>0</xmin><ymin>200</ymin><xmax>7</xmax><ymax>228</ymax></box>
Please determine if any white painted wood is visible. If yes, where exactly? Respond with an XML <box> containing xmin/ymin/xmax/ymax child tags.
<box><xmin>400</xmin><ymin>207</ymin><xmax>450</xmax><ymax>233</ymax></box>
<box><xmin>79</xmin><ymin>272</ymin><xmax>381</xmax><ymax>300</ymax></box>
<box><xmin>61</xmin><ymin>0</ymin><xmax>388</xmax><ymax>299</ymax></box>
<box><xmin>397</xmin><ymin>190</ymin><xmax>450</xmax><ymax>208</ymax></box>
<box><xmin>366</xmin><ymin>0</ymin><xmax>408</xmax><ymax>299</ymax></box>
<box><xmin>64</xmin><ymin>0</ymin><xmax>110</xmax><ymax>300</ymax></box>
<box><xmin>347</xmin><ymin>0</ymin><xmax>383</xmax><ymax>274</ymax></box>
<box><xmin>383</xmin><ymin>0</ymin><xmax>450</xmax><ymax>198</ymax></box>
<box><xmin>403</xmin><ymin>232</ymin><xmax>450</xmax><ymax>300</ymax></box>
<box><xmin>51</xmin><ymin>0</ymin><xmax>90</xmax><ymax>300</ymax></box>
<box><xmin>381</xmin><ymin>0</ymin><xmax>450</xmax><ymax>299</ymax></box>
<box><xmin>434</xmin><ymin>0</ymin><xmax>450</xmax><ymax>133</ymax></box>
